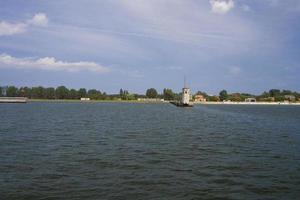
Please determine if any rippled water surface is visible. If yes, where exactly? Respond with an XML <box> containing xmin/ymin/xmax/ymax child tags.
<box><xmin>1</xmin><ymin>102</ymin><xmax>300</xmax><ymax>200</ymax></box>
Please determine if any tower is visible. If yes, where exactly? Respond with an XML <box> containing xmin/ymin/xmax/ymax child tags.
<box><xmin>182</xmin><ymin>87</ymin><xmax>190</xmax><ymax>105</ymax></box>
<box><xmin>181</xmin><ymin>76</ymin><xmax>190</xmax><ymax>105</ymax></box>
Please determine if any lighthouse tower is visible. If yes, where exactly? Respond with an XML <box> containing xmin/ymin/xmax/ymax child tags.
<box><xmin>182</xmin><ymin>87</ymin><xmax>190</xmax><ymax>105</ymax></box>
<box><xmin>181</xmin><ymin>76</ymin><xmax>190</xmax><ymax>105</ymax></box>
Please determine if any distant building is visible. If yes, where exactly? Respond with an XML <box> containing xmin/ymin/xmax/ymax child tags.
<box><xmin>80</xmin><ymin>98</ymin><xmax>90</xmax><ymax>101</ymax></box>
<box><xmin>1</xmin><ymin>86</ymin><xmax>8</xmax><ymax>96</ymax></box>
<box><xmin>284</xmin><ymin>95</ymin><xmax>295</xmax><ymax>101</ymax></box>
<box><xmin>245</xmin><ymin>98</ymin><xmax>256</xmax><ymax>102</ymax></box>
<box><xmin>194</xmin><ymin>95</ymin><xmax>206</xmax><ymax>102</ymax></box>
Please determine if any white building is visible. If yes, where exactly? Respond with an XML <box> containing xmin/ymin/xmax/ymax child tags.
<box><xmin>245</xmin><ymin>98</ymin><xmax>256</xmax><ymax>102</ymax></box>
<box><xmin>80</xmin><ymin>98</ymin><xmax>90</xmax><ymax>101</ymax></box>
<box><xmin>182</xmin><ymin>88</ymin><xmax>190</xmax><ymax>105</ymax></box>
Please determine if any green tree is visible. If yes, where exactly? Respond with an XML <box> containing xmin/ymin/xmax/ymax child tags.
<box><xmin>69</xmin><ymin>89</ymin><xmax>79</xmax><ymax>99</ymax></box>
<box><xmin>228</xmin><ymin>93</ymin><xmax>242</xmax><ymax>102</ymax></box>
<box><xmin>269</xmin><ymin>89</ymin><xmax>280</xmax><ymax>97</ymax></box>
<box><xmin>78</xmin><ymin>88</ymin><xmax>87</xmax><ymax>98</ymax></box>
<box><xmin>119</xmin><ymin>89</ymin><xmax>131</xmax><ymax>100</ymax></box>
<box><xmin>55</xmin><ymin>86</ymin><xmax>69</xmax><ymax>99</ymax></box>
<box><xmin>207</xmin><ymin>96</ymin><xmax>220</xmax><ymax>102</ymax></box>
<box><xmin>219</xmin><ymin>90</ymin><xmax>228</xmax><ymax>101</ymax></box>
<box><xmin>195</xmin><ymin>91</ymin><xmax>208</xmax><ymax>97</ymax></box>
<box><xmin>119</xmin><ymin>88</ymin><xmax>123</xmax><ymax>98</ymax></box>
<box><xmin>31</xmin><ymin>86</ymin><xmax>45</xmax><ymax>99</ymax></box>
<box><xmin>282</xmin><ymin>90</ymin><xmax>292</xmax><ymax>95</ymax></box>
<box><xmin>6</xmin><ymin>86</ymin><xmax>18</xmax><ymax>97</ymax></box>
<box><xmin>87</xmin><ymin>89</ymin><xmax>102</xmax><ymax>100</ymax></box>
<box><xmin>18</xmin><ymin>87</ymin><xmax>31</xmax><ymax>98</ymax></box>
<box><xmin>122</xmin><ymin>90</ymin><xmax>130</xmax><ymax>100</ymax></box>
<box><xmin>44</xmin><ymin>87</ymin><xmax>55</xmax><ymax>99</ymax></box>
<box><xmin>146</xmin><ymin>88</ymin><xmax>158</xmax><ymax>98</ymax></box>
<box><xmin>0</xmin><ymin>87</ymin><xmax>3</xmax><ymax>97</ymax></box>
<box><xmin>275</xmin><ymin>96</ymin><xmax>285</xmax><ymax>102</ymax></box>
<box><xmin>163</xmin><ymin>88</ymin><xmax>175</xmax><ymax>100</ymax></box>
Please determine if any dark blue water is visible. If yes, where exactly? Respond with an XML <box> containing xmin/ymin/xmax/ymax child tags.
<box><xmin>1</xmin><ymin>102</ymin><xmax>300</xmax><ymax>200</ymax></box>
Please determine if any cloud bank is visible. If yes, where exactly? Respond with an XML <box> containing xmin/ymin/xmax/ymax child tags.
<box><xmin>0</xmin><ymin>13</ymin><xmax>48</xmax><ymax>36</ymax></box>
<box><xmin>0</xmin><ymin>54</ymin><xmax>109</xmax><ymax>73</ymax></box>
<box><xmin>210</xmin><ymin>0</ymin><xmax>234</xmax><ymax>14</ymax></box>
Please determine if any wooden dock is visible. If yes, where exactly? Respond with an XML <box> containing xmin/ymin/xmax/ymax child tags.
<box><xmin>0</xmin><ymin>97</ymin><xmax>27</xmax><ymax>103</ymax></box>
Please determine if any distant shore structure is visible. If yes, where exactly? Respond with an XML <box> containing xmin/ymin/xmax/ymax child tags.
<box><xmin>245</xmin><ymin>98</ymin><xmax>256</xmax><ymax>103</ymax></box>
<box><xmin>0</xmin><ymin>97</ymin><xmax>27</xmax><ymax>103</ymax></box>
<box><xmin>170</xmin><ymin>76</ymin><xmax>193</xmax><ymax>107</ymax></box>
<box><xmin>80</xmin><ymin>98</ymin><xmax>90</xmax><ymax>101</ymax></box>
<box><xmin>182</xmin><ymin>87</ymin><xmax>191</xmax><ymax>105</ymax></box>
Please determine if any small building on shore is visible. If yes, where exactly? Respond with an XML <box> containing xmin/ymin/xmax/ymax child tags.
<box><xmin>194</xmin><ymin>95</ymin><xmax>206</xmax><ymax>102</ymax></box>
<box><xmin>1</xmin><ymin>86</ymin><xmax>8</xmax><ymax>96</ymax></box>
<box><xmin>245</xmin><ymin>98</ymin><xmax>256</xmax><ymax>102</ymax></box>
<box><xmin>284</xmin><ymin>95</ymin><xmax>295</xmax><ymax>102</ymax></box>
<box><xmin>80</xmin><ymin>98</ymin><xmax>90</xmax><ymax>101</ymax></box>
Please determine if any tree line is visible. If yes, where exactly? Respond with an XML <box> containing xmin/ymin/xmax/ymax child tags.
<box><xmin>0</xmin><ymin>86</ymin><xmax>180</xmax><ymax>101</ymax></box>
<box><xmin>0</xmin><ymin>86</ymin><xmax>299</xmax><ymax>102</ymax></box>
<box><xmin>195</xmin><ymin>89</ymin><xmax>300</xmax><ymax>102</ymax></box>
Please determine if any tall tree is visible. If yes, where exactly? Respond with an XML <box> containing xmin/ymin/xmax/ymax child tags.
<box><xmin>88</xmin><ymin>89</ymin><xmax>102</xmax><ymax>100</ymax></box>
<box><xmin>195</xmin><ymin>91</ymin><xmax>208</xmax><ymax>97</ymax></box>
<box><xmin>78</xmin><ymin>88</ymin><xmax>87</xmax><ymax>98</ymax></box>
<box><xmin>146</xmin><ymin>88</ymin><xmax>158</xmax><ymax>98</ymax></box>
<box><xmin>44</xmin><ymin>87</ymin><xmax>55</xmax><ymax>99</ymax></box>
<box><xmin>119</xmin><ymin>88</ymin><xmax>123</xmax><ymax>98</ymax></box>
<box><xmin>18</xmin><ymin>87</ymin><xmax>31</xmax><ymax>98</ymax></box>
<box><xmin>69</xmin><ymin>89</ymin><xmax>79</xmax><ymax>99</ymax></box>
<box><xmin>219</xmin><ymin>90</ymin><xmax>228</xmax><ymax>101</ymax></box>
<box><xmin>6</xmin><ymin>86</ymin><xmax>18</xmax><ymax>97</ymax></box>
<box><xmin>31</xmin><ymin>86</ymin><xmax>45</xmax><ymax>99</ymax></box>
<box><xmin>55</xmin><ymin>86</ymin><xmax>69</xmax><ymax>99</ymax></box>
<box><xmin>163</xmin><ymin>88</ymin><xmax>175</xmax><ymax>100</ymax></box>
<box><xmin>281</xmin><ymin>90</ymin><xmax>292</xmax><ymax>95</ymax></box>
<box><xmin>269</xmin><ymin>89</ymin><xmax>280</xmax><ymax>97</ymax></box>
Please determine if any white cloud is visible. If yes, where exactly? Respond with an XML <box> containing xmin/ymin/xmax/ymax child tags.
<box><xmin>0</xmin><ymin>13</ymin><xmax>48</xmax><ymax>36</ymax></box>
<box><xmin>0</xmin><ymin>21</ymin><xmax>27</xmax><ymax>36</ymax></box>
<box><xmin>0</xmin><ymin>54</ymin><xmax>109</xmax><ymax>73</ymax></box>
<box><xmin>28</xmin><ymin>13</ymin><xmax>48</xmax><ymax>27</ymax></box>
<box><xmin>210</xmin><ymin>0</ymin><xmax>234</xmax><ymax>14</ymax></box>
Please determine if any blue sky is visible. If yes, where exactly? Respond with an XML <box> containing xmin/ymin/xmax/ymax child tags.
<box><xmin>0</xmin><ymin>0</ymin><xmax>299</xmax><ymax>94</ymax></box>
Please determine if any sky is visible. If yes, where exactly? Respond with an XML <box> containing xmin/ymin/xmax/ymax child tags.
<box><xmin>0</xmin><ymin>0</ymin><xmax>300</xmax><ymax>95</ymax></box>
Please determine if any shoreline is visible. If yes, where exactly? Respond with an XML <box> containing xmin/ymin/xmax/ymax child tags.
<box><xmin>194</xmin><ymin>101</ymin><xmax>300</xmax><ymax>105</ymax></box>
<box><xmin>28</xmin><ymin>99</ymin><xmax>167</xmax><ymax>103</ymax></box>
<box><xmin>0</xmin><ymin>98</ymin><xmax>296</xmax><ymax>105</ymax></box>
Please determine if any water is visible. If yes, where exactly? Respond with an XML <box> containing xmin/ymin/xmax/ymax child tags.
<box><xmin>1</xmin><ymin>102</ymin><xmax>300</xmax><ymax>200</ymax></box>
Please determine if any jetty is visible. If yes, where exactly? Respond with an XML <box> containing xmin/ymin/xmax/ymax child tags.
<box><xmin>0</xmin><ymin>97</ymin><xmax>27</xmax><ymax>103</ymax></box>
